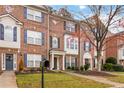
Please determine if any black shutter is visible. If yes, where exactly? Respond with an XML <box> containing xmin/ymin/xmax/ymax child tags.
<box><xmin>24</xmin><ymin>30</ymin><xmax>27</xmax><ymax>44</ymax></box>
<box><xmin>41</xmin><ymin>32</ymin><xmax>45</xmax><ymax>45</ymax></box>
<box><xmin>64</xmin><ymin>21</ymin><xmax>66</xmax><ymax>30</ymax></box>
<box><xmin>50</xmin><ymin>36</ymin><xmax>52</xmax><ymax>48</ymax></box>
<box><xmin>13</xmin><ymin>27</ymin><xmax>17</xmax><ymax>42</ymax></box>
<box><xmin>24</xmin><ymin>53</ymin><xmax>27</xmax><ymax>67</ymax></box>
<box><xmin>0</xmin><ymin>24</ymin><xmax>4</xmax><ymax>40</ymax></box>
<box><xmin>24</xmin><ymin>7</ymin><xmax>27</xmax><ymax>19</ymax></box>
<box><xmin>75</xmin><ymin>24</ymin><xmax>77</xmax><ymax>32</ymax></box>
<box><xmin>41</xmin><ymin>13</ymin><xmax>44</xmax><ymax>22</ymax></box>
<box><xmin>58</xmin><ymin>38</ymin><xmax>60</xmax><ymax>48</ymax></box>
<box><xmin>89</xmin><ymin>42</ymin><xmax>91</xmax><ymax>51</ymax></box>
<box><xmin>84</xmin><ymin>42</ymin><xmax>86</xmax><ymax>51</ymax></box>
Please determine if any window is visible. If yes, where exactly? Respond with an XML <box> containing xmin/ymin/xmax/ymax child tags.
<box><xmin>52</xmin><ymin>37</ymin><xmax>58</xmax><ymax>48</ymax></box>
<box><xmin>66</xmin><ymin>37</ymin><xmax>78</xmax><ymax>50</ymax></box>
<box><xmin>50</xmin><ymin>36</ymin><xmax>60</xmax><ymax>48</ymax></box>
<box><xmin>64</xmin><ymin>21</ymin><xmax>76</xmax><ymax>32</ymax></box>
<box><xmin>66</xmin><ymin>57</ymin><xmax>70</xmax><ymax>68</ymax></box>
<box><xmin>84</xmin><ymin>42</ymin><xmax>91</xmax><ymax>52</ymax></box>
<box><xmin>71</xmin><ymin>57</ymin><xmax>76</xmax><ymax>67</ymax></box>
<box><xmin>70</xmin><ymin>39</ymin><xmax>74</xmax><ymax>49</ymax></box>
<box><xmin>27</xmin><ymin>54</ymin><xmax>42</xmax><ymax>67</ymax></box>
<box><xmin>85</xmin><ymin>59</ymin><xmax>90</xmax><ymax>64</ymax></box>
<box><xmin>27</xmin><ymin>8</ymin><xmax>43</xmax><ymax>22</ymax></box>
<box><xmin>123</xmin><ymin>49</ymin><xmax>124</xmax><ymax>56</ymax></box>
<box><xmin>75</xmin><ymin>40</ymin><xmax>78</xmax><ymax>49</ymax></box>
<box><xmin>27</xmin><ymin>30</ymin><xmax>44</xmax><ymax>45</ymax></box>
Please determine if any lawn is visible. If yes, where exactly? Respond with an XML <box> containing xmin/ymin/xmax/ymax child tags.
<box><xmin>106</xmin><ymin>72</ymin><xmax>124</xmax><ymax>83</ymax></box>
<box><xmin>16</xmin><ymin>72</ymin><xmax>112</xmax><ymax>88</ymax></box>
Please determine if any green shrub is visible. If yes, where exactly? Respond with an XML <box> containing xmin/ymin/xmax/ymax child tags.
<box><xmin>84</xmin><ymin>63</ymin><xmax>90</xmax><ymax>71</ymax></box>
<box><xmin>106</xmin><ymin>57</ymin><xmax>117</xmax><ymax>64</ymax></box>
<box><xmin>67</xmin><ymin>66</ymin><xmax>71</xmax><ymax>69</ymax></box>
<box><xmin>75</xmin><ymin>67</ymin><xmax>79</xmax><ymax>71</ymax></box>
<box><xmin>80</xmin><ymin>66</ymin><xmax>84</xmax><ymax>71</ymax></box>
<box><xmin>71</xmin><ymin>67</ymin><xmax>75</xmax><ymax>70</ymax></box>
<box><xmin>113</xmin><ymin>64</ymin><xmax>124</xmax><ymax>72</ymax></box>
<box><xmin>103</xmin><ymin>63</ymin><xmax>113</xmax><ymax>71</ymax></box>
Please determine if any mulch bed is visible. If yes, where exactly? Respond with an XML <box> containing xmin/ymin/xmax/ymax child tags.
<box><xmin>76</xmin><ymin>71</ymin><xmax>117</xmax><ymax>77</ymax></box>
<box><xmin>0</xmin><ymin>71</ymin><xmax>3</xmax><ymax>75</ymax></box>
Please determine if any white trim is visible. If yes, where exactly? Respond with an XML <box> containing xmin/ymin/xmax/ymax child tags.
<box><xmin>1</xmin><ymin>53</ymin><xmax>5</xmax><ymax>70</ymax></box>
<box><xmin>57</xmin><ymin>56</ymin><xmax>59</xmax><ymax>70</ymax></box>
<box><xmin>0</xmin><ymin>14</ymin><xmax>23</xmax><ymax>25</ymax></box>
<box><xmin>13</xmin><ymin>54</ymin><xmax>17</xmax><ymax>70</ymax></box>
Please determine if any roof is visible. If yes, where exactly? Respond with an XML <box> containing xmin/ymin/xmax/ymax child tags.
<box><xmin>0</xmin><ymin>13</ymin><xmax>23</xmax><ymax>25</ymax></box>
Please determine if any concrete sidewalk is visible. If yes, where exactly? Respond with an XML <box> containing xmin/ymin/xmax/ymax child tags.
<box><xmin>64</xmin><ymin>71</ymin><xmax>124</xmax><ymax>88</ymax></box>
<box><xmin>0</xmin><ymin>71</ymin><xmax>17</xmax><ymax>88</ymax></box>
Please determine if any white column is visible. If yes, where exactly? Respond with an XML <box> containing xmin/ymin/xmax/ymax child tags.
<box><xmin>50</xmin><ymin>53</ymin><xmax>54</xmax><ymax>70</ymax></box>
<box><xmin>90</xmin><ymin>59</ymin><xmax>93</xmax><ymax>70</ymax></box>
<box><xmin>13</xmin><ymin>54</ymin><xmax>17</xmax><ymax>70</ymax></box>
<box><xmin>62</xmin><ymin>55</ymin><xmax>65</xmax><ymax>70</ymax></box>
<box><xmin>69</xmin><ymin>56</ymin><xmax>71</xmax><ymax>67</ymax></box>
<box><xmin>2</xmin><ymin>53</ymin><xmax>5</xmax><ymax>70</ymax></box>
<box><xmin>57</xmin><ymin>57</ymin><xmax>59</xmax><ymax>70</ymax></box>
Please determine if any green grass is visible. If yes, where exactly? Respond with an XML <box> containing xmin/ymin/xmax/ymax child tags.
<box><xmin>16</xmin><ymin>72</ymin><xmax>112</xmax><ymax>88</ymax></box>
<box><xmin>111</xmin><ymin>72</ymin><xmax>124</xmax><ymax>75</ymax></box>
<box><xmin>107</xmin><ymin>75</ymin><xmax>124</xmax><ymax>83</ymax></box>
<box><xmin>104</xmin><ymin>72</ymin><xmax>124</xmax><ymax>83</ymax></box>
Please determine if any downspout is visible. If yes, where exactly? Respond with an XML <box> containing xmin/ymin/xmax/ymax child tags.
<box><xmin>47</xmin><ymin>11</ymin><xmax>50</xmax><ymax>60</ymax></box>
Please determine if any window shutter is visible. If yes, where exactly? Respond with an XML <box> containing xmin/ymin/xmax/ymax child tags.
<box><xmin>13</xmin><ymin>27</ymin><xmax>17</xmax><ymax>42</ymax></box>
<box><xmin>58</xmin><ymin>38</ymin><xmax>60</xmax><ymax>48</ymax></box>
<box><xmin>64</xmin><ymin>21</ymin><xmax>66</xmax><ymax>30</ymax></box>
<box><xmin>41</xmin><ymin>13</ymin><xmax>44</xmax><ymax>22</ymax></box>
<box><xmin>50</xmin><ymin>36</ymin><xmax>52</xmax><ymax>48</ymax></box>
<box><xmin>84</xmin><ymin>42</ymin><xmax>86</xmax><ymax>51</ymax></box>
<box><xmin>75</xmin><ymin>24</ymin><xmax>77</xmax><ymax>32</ymax></box>
<box><xmin>24</xmin><ymin>7</ymin><xmax>27</xmax><ymax>19</ymax></box>
<box><xmin>0</xmin><ymin>24</ymin><xmax>4</xmax><ymax>40</ymax></box>
<box><xmin>41</xmin><ymin>32</ymin><xmax>45</xmax><ymax>45</ymax></box>
<box><xmin>89</xmin><ymin>43</ymin><xmax>91</xmax><ymax>51</ymax></box>
<box><xmin>24</xmin><ymin>30</ymin><xmax>27</xmax><ymax>44</ymax></box>
<box><xmin>24</xmin><ymin>53</ymin><xmax>27</xmax><ymax>67</ymax></box>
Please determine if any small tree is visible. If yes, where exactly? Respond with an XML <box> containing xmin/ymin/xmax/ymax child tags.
<box><xmin>106</xmin><ymin>57</ymin><xmax>117</xmax><ymax>64</ymax></box>
<box><xmin>19</xmin><ymin>57</ymin><xmax>24</xmax><ymax>72</ymax></box>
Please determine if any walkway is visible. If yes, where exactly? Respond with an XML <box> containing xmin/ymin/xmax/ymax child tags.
<box><xmin>64</xmin><ymin>71</ymin><xmax>124</xmax><ymax>88</ymax></box>
<box><xmin>0</xmin><ymin>71</ymin><xmax>17</xmax><ymax>88</ymax></box>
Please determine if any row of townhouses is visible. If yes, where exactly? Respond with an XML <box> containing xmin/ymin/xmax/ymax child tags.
<box><xmin>0</xmin><ymin>5</ymin><xmax>110</xmax><ymax>71</ymax></box>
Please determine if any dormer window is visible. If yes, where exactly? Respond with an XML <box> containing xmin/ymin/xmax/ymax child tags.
<box><xmin>64</xmin><ymin>21</ymin><xmax>76</xmax><ymax>32</ymax></box>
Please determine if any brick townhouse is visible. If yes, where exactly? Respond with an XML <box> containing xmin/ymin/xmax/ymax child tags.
<box><xmin>105</xmin><ymin>31</ymin><xmax>124</xmax><ymax>66</ymax></box>
<box><xmin>0</xmin><ymin>5</ymin><xmax>94</xmax><ymax>71</ymax></box>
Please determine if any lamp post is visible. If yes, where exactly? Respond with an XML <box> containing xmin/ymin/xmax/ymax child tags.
<box><xmin>40</xmin><ymin>58</ymin><xmax>49</xmax><ymax>88</ymax></box>
<box><xmin>40</xmin><ymin>59</ymin><xmax>45</xmax><ymax>88</ymax></box>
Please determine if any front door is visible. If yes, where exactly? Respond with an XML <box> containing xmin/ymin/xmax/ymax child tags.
<box><xmin>6</xmin><ymin>54</ymin><xmax>13</xmax><ymax>70</ymax></box>
<box><xmin>54</xmin><ymin>57</ymin><xmax>57</xmax><ymax>69</ymax></box>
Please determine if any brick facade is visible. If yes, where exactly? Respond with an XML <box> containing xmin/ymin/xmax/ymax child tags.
<box><xmin>0</xmin><ymin>5</ymin><xmax>94</xmax><ymax>71</ymax></box>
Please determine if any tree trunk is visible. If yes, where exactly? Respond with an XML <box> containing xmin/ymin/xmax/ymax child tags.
<box><xmin>97</xmin><ymin>51</ymin><xmax>102</xmax><ymax>71</ymax></box>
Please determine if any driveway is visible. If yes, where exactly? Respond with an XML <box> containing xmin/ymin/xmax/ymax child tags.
<box><xmin>0</xmin><ymin>71</ymin><xmax>17</xmax><ymax>88</ymax></box>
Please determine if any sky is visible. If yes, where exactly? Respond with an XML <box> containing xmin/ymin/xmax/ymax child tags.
<box><xmin>51</xmin><ymin>5</ymin><xmax>91</xmax><ymax>19</ymax></box>
<box><xmin>51</xmin><ymin>5</ymin><xmax>124</xmax><ymax>33</ymax></box>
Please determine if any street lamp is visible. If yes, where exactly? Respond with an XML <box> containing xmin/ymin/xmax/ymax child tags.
<box><xmin>40</xmin><ymin>58</ymin><xmax>49</xmax><ymax>88</ymax></box>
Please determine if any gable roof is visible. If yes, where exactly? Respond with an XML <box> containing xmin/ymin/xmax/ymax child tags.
<box><xmin>0</xmin><ymin>13</ymin><xmax>23</xmax><ymax>25</ymax></box>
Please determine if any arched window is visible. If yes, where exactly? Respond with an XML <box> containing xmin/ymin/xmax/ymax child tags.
<box><xmin>0</xmin><ymin>24</ymin><xmax>4</xmax><ymax>40</ymax></box>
